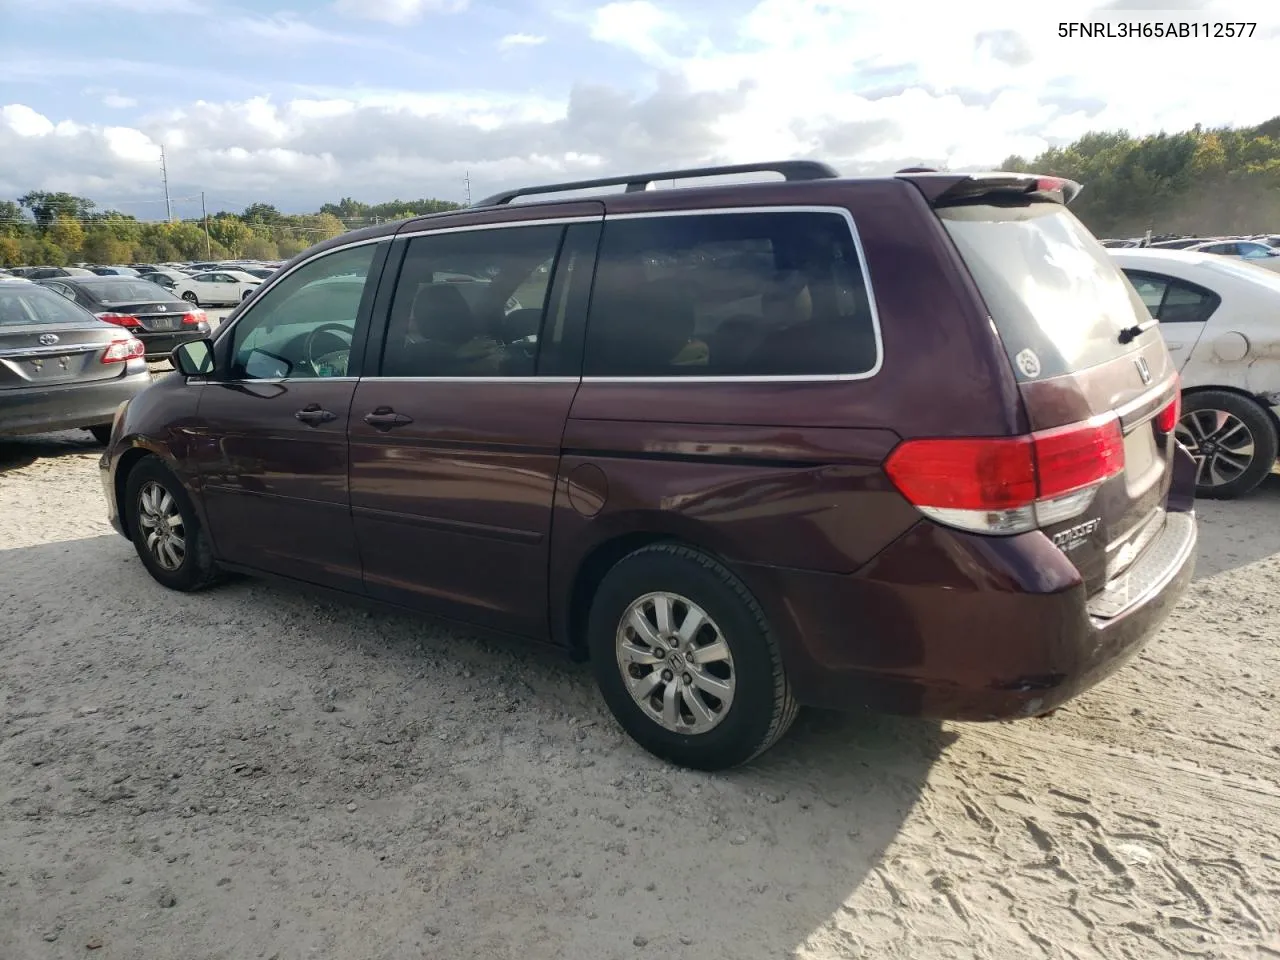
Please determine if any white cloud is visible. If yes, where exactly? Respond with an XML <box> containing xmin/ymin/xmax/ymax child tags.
<box><xmin>3</xmin><ymin>0</ymin><xmax>1277</xmax><ymax>211</ymax></box>
<box><xmin>590</xmin><ymin>1</ymin><xmax>685</xmax><ymax>64</ymax></box>
<box><xmin>103</xmin><ymin>93</ymin><xmax>138</xmax><ymax>109</ymax></box>
<box><xmin>331</xmin><ymin>0</ymin><xmax>467</xmax><ymax>25</ymax></box>
<box><xmin>3</xmin><ymin>104</ymin><xmax>56</xmax><ymax>137</ymax></box>
<box><xmin>498</xmin><ymin>33</ymin><xmax>547</xmax><ymax>49</ymax></box>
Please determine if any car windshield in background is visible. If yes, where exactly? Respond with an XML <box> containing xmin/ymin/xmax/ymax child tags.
<box><xmin>90</xmin><ymin>280</ymin><xmax>183</xmax><ymax>304</ymax></box>
<box><xmin>0</xmin><ymin>284</ymin><xmax>95</xmax><ymax>326</ymax></box>
<box><xmin>939</xmin><ymin>203</ymin><xmax>1154</xmax><ymax>382</ymax></box>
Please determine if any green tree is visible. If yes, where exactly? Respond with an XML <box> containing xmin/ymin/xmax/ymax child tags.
<box><xmin>18</xmin><ymin>191</ymin><xmax>95</xmax><ymax>228</ymax></box>
<box><xmin>0</xmin><ymin>200</ymin><xmax>25</xmax><ymax>238</ymax></box>
<box><xmin>48</xmin><ymin>216</ymin><xmax>85</xmax><ymax>259</ymax></box>
<box><xmin>82</xmin><ymin>226</ymin><xmax>133</xmax><ymax>265</ymax></box>
<box><xmin>0</xmin><ymin>236</ymin><xmax>22</xmax><ymax>265</ymax></box>
<box><xmin>242</xmin><ymin>235</ymin><xmax>280</xmax><ymax>260</ymax></box>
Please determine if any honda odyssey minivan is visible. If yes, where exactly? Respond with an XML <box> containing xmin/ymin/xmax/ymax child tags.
<box><xmin>99</xmin><ymin>161</ymin><xmax>1198</xmax><ymax>770</ymax></box>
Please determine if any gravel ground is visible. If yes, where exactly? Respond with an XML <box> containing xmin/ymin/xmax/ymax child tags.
<box><xmin>2</xmin><ymin>437</ymin><xmax>1279</xmax><ymax>960</ymax></box>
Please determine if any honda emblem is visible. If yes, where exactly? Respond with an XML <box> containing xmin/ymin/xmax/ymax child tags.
<box><xmin>1135</xmin><ymin>356</ymin><xmax>1151</xmax><ymax>385</ymax></box>
<box><xmin>38</xmin><ymin>333</ymin><xmax>59</xmax><ymax>346</ymax></box>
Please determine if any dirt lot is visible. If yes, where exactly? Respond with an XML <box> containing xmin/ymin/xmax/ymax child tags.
<box><xmin>2</xmin><ymin>436</ymin><xmax>1279</xmax><ymax>960</ymax></box>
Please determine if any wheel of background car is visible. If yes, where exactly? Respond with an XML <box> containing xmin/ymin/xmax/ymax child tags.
<box><xmin>302</xmin><ymin>322</ymin><xmax>354</xmax><ymax>377</ymax></box>
<box><xmin>586</xmin><ymin>543</ymin><xmax>798</xmax><ymax>770</ymax></box>
<box><xmin>1175</xmin><ymin>389</ymin><xmax>1279</xmax><ymax>500</ymax></box>
<box><xmin>124</xmin><ymin>457</ymin><xmax>222</xmax><ymax>592</ymax></box>
<box><xmin>182</xmin><ymin>291</ymin><xmax>199</xmax><ymax>305</ymax></box>
<box><xmin>87</xmin><ymin>425</ymin><xmax>113</xmax><ymax>445</ymax></box>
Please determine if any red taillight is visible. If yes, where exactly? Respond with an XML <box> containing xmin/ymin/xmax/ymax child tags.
<box><xmin>1035</xmin><ymin>176</ymin><xmax>1067</xmax><ymax>193</ymax></box>
<box><xmin>102</xmin><ymin>337</ymin><xmax>145</xmax><ymax>363</ymax></box>
<box><xmin>181</xmin><ymin>310</ymin><xmax>205</xmax><ymax>326</ymax></box>
<box><xmin>1155</xmin><ymin>382</ymin><xmax>1181</xmax><ymax>433</ymax></box>
<box><xmin>97</xmin><ymin>312</ymin><xmax>140</xmax><ymax>328</ymax></box>
<box><xmin>884</xmin><ymin>416</ymin><xmax>1125</xmax><ymax>534</ymax></box>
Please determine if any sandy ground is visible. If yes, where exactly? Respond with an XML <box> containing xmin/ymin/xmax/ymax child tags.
<box><xmin>1</xmin><ymin>436</ymin><xmax>1278</xmax><ymax>960</ymax></box>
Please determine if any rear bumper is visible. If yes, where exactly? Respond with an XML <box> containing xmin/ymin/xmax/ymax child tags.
<box><xmin>740</xmin><ymin>508</ymin><xmax>1196</xmax><ymax>721</ymax></box>
<box><xmin>0</xmin><ymin>366</ymin><xmax>151</xmax><ymax>436</ymax></box>
<box><xmin>136</xmin><ymin>327</ymin><xmax>209</xmax><ymax>359</ymax></box>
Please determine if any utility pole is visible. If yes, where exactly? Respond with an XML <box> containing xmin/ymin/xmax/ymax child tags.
<box><xmin>464</xmin><ymin>170</ymin><xmax>471</xmax><ymax>206</ymax></box>
<box><xmin>160</xmin><ymin>145</ymin><xmax>172</xmax><ymax>222</ymax></box>
<box><xmin>201</xmin><ymin>191</ymin><xmax>211</xmax><ymax>257</ymax></box>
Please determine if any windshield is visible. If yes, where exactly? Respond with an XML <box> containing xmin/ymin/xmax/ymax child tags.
<box><xmin>940</xmin><ymin>203</ymin><xmax>1155</xmax><ymax>382</ymax></box>
<box><xmin>88</xmin><ymin>280</ymin><xmax>183</xmax><ymax>304</ymax></box>
<box><xmin>0</xmin><ymin>284</ymin><xmax>96</xmax><ymax>326</ymax></box>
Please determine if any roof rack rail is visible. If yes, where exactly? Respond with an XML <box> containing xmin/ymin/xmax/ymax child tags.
<box><xmin>474</xmin><ymin>160</ymin><xmax>839</xmax><ymax>207</ymax></box>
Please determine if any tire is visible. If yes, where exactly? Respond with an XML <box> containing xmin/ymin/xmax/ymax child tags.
<box><xmin>587</xmin><ymin>543</ymin><xmax>798</xmax><ymax>770</ymax></box>
<box><xmin>124</xmin><ymin>457</ymin><xmax>221</xmax><ymax>591</ymax></box>
<box><xmin>1176</xmin><ymin>390</ymin><xmax>1278</xmax><ymax>500</ymax></box>
<box><xmin>87</xmin><ymin>424</ymin><xmax>113</xmax><ymax>445</ymax></box>
<box><xmin>181</xmin><ymin>291</ymin><xmax>199</xmax><ymax>305</ymax></box>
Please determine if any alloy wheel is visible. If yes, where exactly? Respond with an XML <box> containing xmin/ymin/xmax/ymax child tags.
<box><xmin>1176</xmin><ymin>408</ymin><xmax>1256</xmax><ymax>489</ymax></box>
<box><xmin>615</xmin><ymin>591</ymin><xmax>735</xmax><ymax>734</ymax></box>
<box><xmin>137</xmin><ymin>481</ymin><xmax>186</xmax><ymax>571</ymax></box>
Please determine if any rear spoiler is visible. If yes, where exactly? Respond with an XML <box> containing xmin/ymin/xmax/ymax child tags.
<box><xmin>895</xmin><ymin>170</ymin><xmax>1083</xmax><ymax>207</ymax></box>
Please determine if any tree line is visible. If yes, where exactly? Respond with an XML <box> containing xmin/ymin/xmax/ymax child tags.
<box><xmin>0</xmin><ymin>194</ymin><xmax>461</xmax><ymax>268</ymax></box>
<box><xmin>1001</xmin><ymin>114</ymin><xmax>1280</xmax><ymax>238</ymax></box>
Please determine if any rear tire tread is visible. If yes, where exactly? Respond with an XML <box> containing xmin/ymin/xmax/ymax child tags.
<box><xmin>593</xmin><ymin>542</ymin><xmax>798</xmax><ymax>768</ymax></box>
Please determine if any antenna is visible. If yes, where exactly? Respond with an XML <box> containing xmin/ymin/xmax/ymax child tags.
<box><xmin>464</xmin><ymin>170</ymin><xmax>472</xmax><ymax>206</ymax></box>
<box><xmin>160</xmin><ymin>144</ymin><xmax>172</xmax><ymax>222</ymax></box>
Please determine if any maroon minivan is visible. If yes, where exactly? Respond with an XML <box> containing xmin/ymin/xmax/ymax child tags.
<box><xmin>99</xmin><ymin>162</ymin><xmax>1197</xmax><ymax>769</ymax></box>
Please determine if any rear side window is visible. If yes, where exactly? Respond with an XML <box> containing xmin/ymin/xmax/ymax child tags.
<box><xmin>582</xmin><ymin>210</ymin><xmax>879</xmax><ymax>378</ymax></box>
<box><xmin>1120</xmin><ymin>270</ymin><xmax>1220</xmax><ymax>324</ymax></box>
<box><xmin>940</xmin><ymin>203</ymin><xmax>1154</xmax><ymax>381</ymax></box>
<box><xmin>380</xmin><ymin>224</ymin><xmax>564</xmax><ymax>378</ymax></box>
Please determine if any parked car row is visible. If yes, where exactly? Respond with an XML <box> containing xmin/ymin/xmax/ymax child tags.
<box><xmin>1102</xmin><ymin>234</ymin><xmax>1280</xmax><ymax>272</ymax></box>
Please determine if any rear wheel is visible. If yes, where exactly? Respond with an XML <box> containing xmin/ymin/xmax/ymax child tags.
<box><xmin>1176</xmin><ymin>389</ymin><xmax>1278</xmax><ymax>499</ymax></box>
<box><xmin>124</xmin><ymin>457</ymin><xmax>221</xmax><ymax>591</ymax></box>
<box><xmin>587</xmin><ymin>543</ymin><xmax>798</xmax><ymax>770</ymax></box>
<box><xmin>181</xmin><ymin>291</ymin><xmax>199</xmax><ymax>305</ymax></box>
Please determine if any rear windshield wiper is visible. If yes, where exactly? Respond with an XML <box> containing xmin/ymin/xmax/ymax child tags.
<box><xmin>1117</xmin><ymin>318</ymin><xmax>1157</xmax><ymax>344</ymax></box>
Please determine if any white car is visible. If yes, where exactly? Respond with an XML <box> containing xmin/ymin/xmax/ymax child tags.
<box><xmin>1185</xmin><ymin>239</ymin><xmax>1280</xmax><ymax>273</ymax></box>
<box><xmin>172</xmin><ymin>270</ymin><xmax>262</xmax><ymax>307</ymax></box>
<box><xmin>1111</xmin><ymin>247</ymin><xmax>1280</xmax><ymax>499</ymax></box>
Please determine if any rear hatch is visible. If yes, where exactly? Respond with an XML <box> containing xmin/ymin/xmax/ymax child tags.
<box><xmin>0</xmin><ymin>285</ymin><xmax>133</xmax><ymax>387</ymax></box>
<box><xmin>900</xmin><ymin>174</ymin><xmax>1180</xmax><ymax>599</ymax></box>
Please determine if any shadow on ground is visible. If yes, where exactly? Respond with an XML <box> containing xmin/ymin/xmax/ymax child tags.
<box><xmin>1191</xmin><ymin>475</ymin><xmax>1280</xmax><ymax>580</ymax></box>
<box><xmin>1</xmin><ymin>534</ymin><xmax>945</xmax><ymax>960</ymax></box>
<box><xmin>0</xmin><ymin>431</ymin><xmax>103</xmax><ymax>474</ymax></box>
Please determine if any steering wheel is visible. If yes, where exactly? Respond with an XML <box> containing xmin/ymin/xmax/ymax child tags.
<box><xmin>302</xmin><ymin>322</ymin><xmax>354</xmax><ymax>377</ymax></box>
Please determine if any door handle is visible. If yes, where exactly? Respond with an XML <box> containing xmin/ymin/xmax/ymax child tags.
<box><xmin>363</xmin><ymin>406</ymin><xmax>413</xmax><ymax>430</ymax></box>
<box><xmin>295</xmin><ymin>404</ymin><xmax>338</xmax><ymax>425</ymax></box>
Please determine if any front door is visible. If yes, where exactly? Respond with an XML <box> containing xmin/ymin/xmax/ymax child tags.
<box><xmin>349</xmin><ymin>215</ymin><xmax>601</xmax><ymax>638</ymax></box>
<box><xmin>192</xmin><ymin>241</ymin><xmax>387</xmax><ymax>590</ymax></box>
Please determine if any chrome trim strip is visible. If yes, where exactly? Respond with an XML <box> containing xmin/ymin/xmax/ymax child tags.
<box><xmin>588</xmin><ymin>205</ymin><xmax>883</xmax><ymax>384</ymax></box>
<box><xmin>396</xmin><ymin>215</ymin><xmax>602</xmax><ymax>240</ymax></box>
<box><xmin>0</xmin><ymin>344</ymin><xmax>100</xmax><ymax>358</ymax></box>
<box><xmin>363</xmin><ymin>376</ymin><xmax>580</xmax><ymax>384</ymax></box>
<box><xmin>1115</xmin><ymin>376</ymin><xmax>1175</xmax><ymax>421</ymax></box>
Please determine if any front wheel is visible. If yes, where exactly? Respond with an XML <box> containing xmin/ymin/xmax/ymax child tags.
<box><xmin>124</xmin><ymin>457</ymin><xmax>222</xmax><ymax>591</ymax></box>
<box><xmin>1176</xmin><ymin>390</ymin><xmax>1278</xmax><ymax>499</ymax></box>
<box><xmin>181</xmin><ymin>291</ymin><xmax>199</xmax><ymax>305</ymax></box>
<box><xmin>587</xmin><ymin>543</ymin><xmax>798</xmax><ymax>770</ymax></box>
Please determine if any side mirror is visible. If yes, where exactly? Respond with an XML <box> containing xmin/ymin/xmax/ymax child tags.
<box><xmin>172</xmin><ymin>339</ymin><xmax>215</xmax><ymax>377</ymax></box>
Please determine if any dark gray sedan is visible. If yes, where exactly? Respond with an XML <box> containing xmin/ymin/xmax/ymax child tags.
<box><xmin>0</xmin><ymin>278</ymin><xmax>151</xmax><ymax>443</ymax></box>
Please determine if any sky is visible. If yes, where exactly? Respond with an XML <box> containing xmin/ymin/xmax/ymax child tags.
<box><xmin>0</xmin><ymin>0</ymin><xmax>1276</xmax><ymax>217</ymax></box>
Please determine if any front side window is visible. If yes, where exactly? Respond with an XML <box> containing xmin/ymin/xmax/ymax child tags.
<box><xmin>380</xmin><ymin>224</ymin><xmax>564</xmax><ymax>378</ymax></box>
<box><xmin>228</xmin><ymin>244</ymin><xmax>377</xmax><ymax>380</ymax></box>
<box><xmin>582</xmin><ymin>211</ymin><xmax>879</xmax><ymax>378</ymax></box>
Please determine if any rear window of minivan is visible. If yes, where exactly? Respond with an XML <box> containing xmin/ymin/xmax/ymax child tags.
<box><xmin>582</xmin><ymin>210</ymin><xmax>881</xmax><ymax>378</ymax></box>
<box><xmin>940</xmin><ymin>203</ymin><xmax>1157</xmax><ymax>382</ymax></box>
